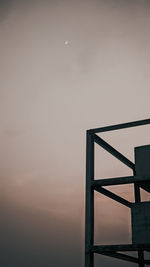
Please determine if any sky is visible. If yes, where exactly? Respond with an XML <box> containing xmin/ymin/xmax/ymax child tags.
<box><xmin>0</xmin><ymin>0</ymin><xmax>150</xmax><ymax>266</ymax></box>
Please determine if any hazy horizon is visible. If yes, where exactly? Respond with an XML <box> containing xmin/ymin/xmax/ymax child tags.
<box><xmin>1</xmin><ymin>0</ymin><xmax>150</xmax><ymax>266</ymax></box>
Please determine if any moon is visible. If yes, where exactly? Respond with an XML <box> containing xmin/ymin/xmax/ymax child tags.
<box><xmin>64</xmin><ymin>40</ymin><xmax>69</xmax><ymax>45</ymax></box>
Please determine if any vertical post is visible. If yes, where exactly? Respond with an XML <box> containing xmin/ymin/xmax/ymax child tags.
<box><xmin>134</xmin><ymin>180</ymin><xmax>145</xmax><ymax>267</ymax></box>
<box><xmin>85</xmin><ymin>131</ymin><xmax>94</xmax><ymax>267</ymax></box>
<box><xmin>134</xmin><ymin>146</ymin><xmax>146</xmax><ymax>267</ymax></box>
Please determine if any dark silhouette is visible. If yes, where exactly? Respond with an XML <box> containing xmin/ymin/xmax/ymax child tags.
<box><xmin>85</xmin><ymin>119</ymin><xmax>150</xmax><ymax>267</ymax></box>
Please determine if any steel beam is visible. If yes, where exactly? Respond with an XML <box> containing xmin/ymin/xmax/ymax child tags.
<box><xmin>92</xmin><ymin>176</ymin><xmax>150</xmax><ymax>187</ymax></box>
<box><xmin>93</xmin><ymin>134</ymin><xmax>135</xmax><ymax>170</ymax></box>
<box><xmin>88</xmin><ymin>118</ymin><xmax>150</xmax><ymax>134</ymax></box>
<box><xmin>96</xmin><ymin>251</ymin><xmax>139</xmax><ymax>264</ymax></box>
<box><xmin>85</xmin><ymin>119</ymin><xmax>150</xmax><ymax>267</ymax></box>
<box><xmin>134</xmin><ymin>181</ymin><xmax>145</xmax><ymax>267</ymax></box>
<box><xmin>85</xmin><ymin>132</ymin><xmax>94</xmax><ymax>267</ymax></box>
<box><xmin>92</xmin><ymin>244</ymin><xmax>150</xmax><ymax>252</ymax></box>
<box><xmin>138</xmin><ymin>182</ymin><xmax>150</xmax><ymax>193</ymax></box>
<box><xmin>94</xmin><ymin>186</ymin><xmax>132</xmax><ymax>208</ymax></box>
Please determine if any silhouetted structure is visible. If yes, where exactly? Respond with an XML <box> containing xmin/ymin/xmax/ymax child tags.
<box><xmin>85</xmin><ymin>119</ymin><xmax>150</xmax><ymax>267</ymax></box>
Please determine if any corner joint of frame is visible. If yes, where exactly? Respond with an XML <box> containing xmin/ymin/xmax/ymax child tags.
<box><xmin>86</xmin><ymin>129</ymin><xmax>95</xmax><ymax>136</ymax></box>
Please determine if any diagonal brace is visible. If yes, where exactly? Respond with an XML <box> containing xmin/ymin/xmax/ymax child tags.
<box><xmin>93</xmin><ymin>134</ymin><xmax>135</xmax><ymax>170</ymax></box>
<box><xmin>96</xmin><ymin>251</ymin><xmax>139</xmax><ymax>264</ymax></box>
<box><xmin>94</xmin><ymin>186</ymin><xmax>132</xmax><ymax>208</ymax></box>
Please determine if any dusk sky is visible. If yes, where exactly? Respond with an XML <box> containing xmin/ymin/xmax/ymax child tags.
<box><xmin>0</xmin><ymin>0</ymin><xmax>150</xmax><ymax>266</ymax></box>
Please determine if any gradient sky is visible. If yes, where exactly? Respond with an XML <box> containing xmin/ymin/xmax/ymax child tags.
<box><xmin>1</xmin><ymin>0</ymin><xmax>150</xmax><ymax>266</ymax></box>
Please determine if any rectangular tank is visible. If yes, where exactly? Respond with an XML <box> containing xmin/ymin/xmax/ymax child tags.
<box><xmin>135</xmin><ymin>144</ymin><xmax>150</xmax><ymax>177</ymax></box>
<box><xmin>131</xmin><ymin>201</ymin><xmax>150</xmax><ymax>244</ymax></box>
<box><xmin>131</xmin><ymin>145</ymin><xmax>150</xmax><ymax>244</ymax></box>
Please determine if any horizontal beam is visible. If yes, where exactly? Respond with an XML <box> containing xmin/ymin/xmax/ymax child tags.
<box><xmin>92</xmin><ymin>244</ymin><xmax>150</xmax><ymax>252</ymax></box>
<box><xmin>94</xmin><ymin>186</ymin><xmax>132</xmax><ymax>208</ymax></box>
<box><xmin>92</xmin><ymin>176</ymin><xmax>150</xmax><ymax>187</ymax></box>
<box><xmin>88</xmin><ymin>118</ymin><xmax>150</xmax><ymax>134</ymax></box>
<box><xmin>93</xmin><ymin>134</ymin><xmax>135</xmax><ymax>170</ymax></box>
<box><xmin>96</xmin><ymin>251</ymin><xmax>139</xmax><ymax>264</ymax></box>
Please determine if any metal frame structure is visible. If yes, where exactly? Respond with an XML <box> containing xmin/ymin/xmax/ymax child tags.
<box><xmin>85</xmin><ymin>119</ymin><xmax>150</xmax><ymax>267</ymax></box>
